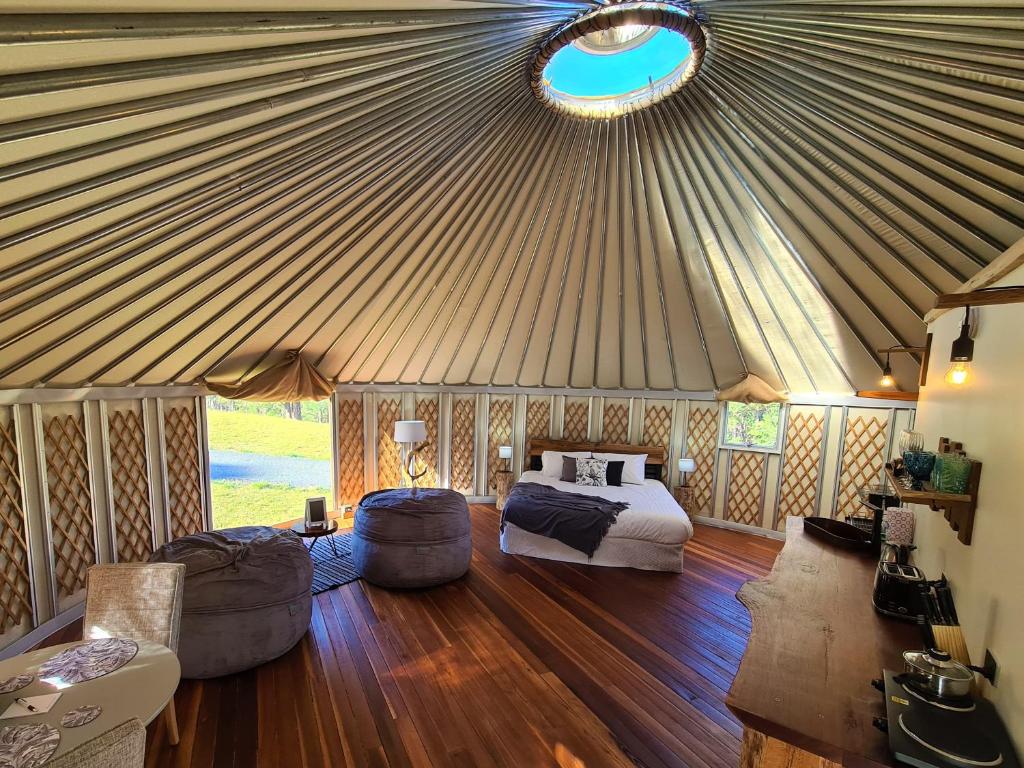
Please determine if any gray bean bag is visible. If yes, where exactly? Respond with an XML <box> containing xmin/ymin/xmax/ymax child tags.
<box><xmin>150</xmin><ymin>526</ymin><xmax>312</xmax><ymax>678</ymax></box>
<box><xmin>352</xmin><ymin>488</ymin><xmax>471</xmax><ymax>588</ymax></box>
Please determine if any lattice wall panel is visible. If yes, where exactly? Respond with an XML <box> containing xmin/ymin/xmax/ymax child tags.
<box><xmin>487</xmin><ymin>397</ymin><xmax>514</xmax><ymax>494</ymax></box>
<box><xmin>108</xmin><ymin>408</ymin><xmax>153</xmax><ymax>563</ymax></box>
<box><xmin>526</xmin><ymin>398</ymin><xmax>551</xmax><ymax>443</ymax></box>
<box><xmin>164</xmin><ymin>405</ymin><xmax>204</xmax><ymax>540</ymax></box>
<box><xmin>337</xmin><ymin>396</ymin><xmax>365</xmax><ymax>506</ymax></box>
<box><xmin>43</xmin><ymin>413</ymin><xmax>95</xmax><ymax>599</ymax></box>
<box><xmin>450</xmin><ymin>396</ymin><xmax>476</xmax><ymax>495</ymax></box>
<box><xmin>413</xmin><ymin>396</ymin><xmax>439</xmax><ymax>489</ymax></box>
<box><xmin>686</xmin><ymin>405</ymin><xmax>719</xmax><ymax>516</ymax></box>
<box><xmin>835</xmin><ymin>413</ymin><xmax>889</xmax><ymax>519</ymax></box>
<box><xmin>562</xmin><ymin>399</ymin><xmax>589</xmax><ymax>442</ymax></box>
<box><xmin>0</xmin><ymin>407</ymin><xmax>32</xmax><ymax>631</ymax></box>
<box><xmin>727</xmin><ymin>451</ymin><xmax>766</xmax><ymax>527</ymax></box>
<box><xmin>775</xmin><ymin>410</ymin><xmax>825</xmax><ymax>529</ymax></box>
<box><xmin>376</xmin><ymin>397</ymin><xmax>402</xmax><ymax>490</ymax></box>
<box><xmin>642</xmin><ymin>402</ymin><xmax>673</xmax><ymax>481</ymax></box>
<box><xmin>601</xmin><ymin>400</ymin><xmax>630</xmax><ymax>444</ymax></box>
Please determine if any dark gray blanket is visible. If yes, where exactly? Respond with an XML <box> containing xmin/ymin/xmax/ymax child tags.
<box><xmin>500</xmin><ymin>482</ymin><xmax>629</xmax><ymax>558</ymax></box>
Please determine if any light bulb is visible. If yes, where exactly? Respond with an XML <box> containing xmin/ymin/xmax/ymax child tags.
<box><xmin>945</xmin><ymin>361</ymin><xmax>970</xmax><ymax>386</ymax></box>
<box><xmin>879</xmin><ymin>373</ymin><xmax>895</xmax><ymax>388</ymax></box>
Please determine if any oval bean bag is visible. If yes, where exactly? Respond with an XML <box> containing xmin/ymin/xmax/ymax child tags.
<box><xmin>352</xmin><ymin>488</ymin><xmax>471</xmax><ymax>588</ymax></box>
<box><xmin>150</xmin><ymin>526</ymin><xmax>312</xmax><ymax>678</ymax></box>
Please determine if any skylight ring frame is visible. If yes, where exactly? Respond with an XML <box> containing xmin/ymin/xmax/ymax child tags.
<box><xmin>531</xmin><ymin>1</ymin><xmax>707</xmax><ymax>119</ymax></box>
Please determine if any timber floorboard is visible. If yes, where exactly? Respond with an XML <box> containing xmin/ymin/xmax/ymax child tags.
<box><xmin>44</xmin><ymin>505</ymin><xmax>781</xmax><ymax>768</ymax></box>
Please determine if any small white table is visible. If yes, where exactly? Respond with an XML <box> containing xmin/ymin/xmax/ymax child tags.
<box><xmin>0</xmin><ymin>639</ymin><xmax>180</xmax><ymax>760</ymax></box>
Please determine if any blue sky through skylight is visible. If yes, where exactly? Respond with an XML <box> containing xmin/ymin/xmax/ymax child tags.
<box><xmin>544</xmin><ymin>27</ymin><xmax>692</xmax><ymax>99</ymax></box>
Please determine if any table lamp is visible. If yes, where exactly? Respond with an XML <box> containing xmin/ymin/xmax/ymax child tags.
<box><xmin>394</xmin><ymin>420</ymin><xmax>428</xmax><ymax>487</ymax></box>
<box><xmin>678</xmin><ymin>457</ymin><xmax>696</xmax><ymax>485</ymax></box>
<box><xmin>498</xmin><ymin>445</ymin><xmax>513</xmax><ymax>471</ymax></box>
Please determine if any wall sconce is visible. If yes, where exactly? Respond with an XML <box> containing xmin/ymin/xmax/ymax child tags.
<box><xmin>875</xmin><ymin>344</ymin><xmax>929</xmax><ymax>390</ymax></box>
<box><xmin>394</xmin><ymin>420</ymin><xmax>428</xmax><ymax>487</ymax></box>
<box><xmin>944</xmin><ymin>307</ymin><xmax>975</xmax><ymax>387</ymax></box>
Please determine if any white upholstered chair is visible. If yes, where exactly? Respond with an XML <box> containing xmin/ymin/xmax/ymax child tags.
<box><xmin>84</xmin><ymin>563</ymin><xmax>186</xmax><ymax>744</ymax></box>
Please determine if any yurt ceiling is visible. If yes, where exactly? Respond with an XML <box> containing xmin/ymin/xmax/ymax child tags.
<box><xmin>0</xmin><ymin>1</ymin><xmax>1021</xmax><ymax>394</ymax></box>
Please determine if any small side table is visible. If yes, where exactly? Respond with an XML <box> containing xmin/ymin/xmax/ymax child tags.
<box><xmin>291</xmin><ymin>519</ymin><xmax>339</xmax><ymax>558</ymax></box>
<box><xmin>495</xmin><ymin>470</ymin><xmax>513</xmax><ymax>512</ymax></box>
<box><xmin>674</xmin><ymin>485</ymin><xmax>695</xmax><ymax>512</ymax></box>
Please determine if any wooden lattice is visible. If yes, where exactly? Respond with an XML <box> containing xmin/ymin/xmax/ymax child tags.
<box><xmin>562</xmin><ymin>399</ymin><xmax>589</xmax><ymax>442</ymax></box>
<box><xmin>337</xmin><ymin>397</ymin><xmax>365</xmax><ymax>506</ymax></box>
<box><xmin>43</xmin><ymin>413</ymin><xmax>95</xmax><ymax>599</ymax></box>
<box><xmin>835</xmin><ymin>413</ymin><xmax>889</xmax><ymax>518</ymax></box>
<box><xmin>0</xmin><ymin>407</ymin><xmax>32</xmax><ymax>631</ymax></box>
<box><xmin>686</xmin><ymin>405</ymin><xmax>719</xmax><ymax>516</ymax></box>
<box><xmin>376</xmin><ymin>398</ymin><xmax>401</xmax><ymax>490</ymax></box>
<box><xmin>487</xmin><ymin>398</ymin><xmax>514</xmax><ymax>494</ymax></box>
<box><xmin>775</xmin><ymin>410</ymin><xmax>825</xmax><ymax>529</ymax></box>
<box><xmin>727</xmin><ymin>451</ymin><xmax>765</xmax><ymax>526</ymax></box>
<box><xmin>107</xmin><ymin>409</ymin><xmax>153</xmax><ymax>563</ymax></box>
<box><xmin>526</xmin><ymin>398</ymin><xmax>551</xmax><ymax>442</ymax></box>
<box><xmin>601</xmin><ymin>401</ymin><xmax>630</xmax><ymax>444</ymax></box>
<box><xmin>642</xmin><ymin>402</ymin><xmax>673</xmax><ymax>481</ymax></box>
<box><xmin>413</xmin><ymin>396</ymin><xmax>439</xmax><ymax>488</ymax></box>
<box><xmin>450</xmin><ymin>396</ymin><xmax>476</xmax><ymax>494</ymax></box>
<box><xmin>164</xmin><ymin>405</ymin><xmax>204</xmax><ymax>540</ymax></box>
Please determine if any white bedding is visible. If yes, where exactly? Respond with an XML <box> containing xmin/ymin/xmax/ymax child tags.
<box><xmin>514</xmin><ymin>471</ymin><xmax>693</xmax><ymax>544</ymax></box>
<box><xmin>500</xmin><ymin>471</ymin><xmax>692</xmax><ymax>571</ymax></box>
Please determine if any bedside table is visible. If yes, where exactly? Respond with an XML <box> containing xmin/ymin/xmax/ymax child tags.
<box><xmin>495</xmin><ymin>470</ymin><xmax>513</xmax><ymax>511</ymax></box>
<box><xmin>674</xmin><ymin>485</ymin><xmax>694</xmax><ymax>511</ymax></box>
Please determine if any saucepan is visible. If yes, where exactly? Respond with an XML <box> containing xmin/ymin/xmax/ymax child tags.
<box><xmin>897</xmin><ymin>648</ymin><xmax>974</xmax><ymax>699</ymax></box>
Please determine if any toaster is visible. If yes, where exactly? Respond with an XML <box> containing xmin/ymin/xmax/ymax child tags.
<box><xmin>872</xmin><ymin>561</ymin><xmax>926</xmax><ymax>621</ymax></box>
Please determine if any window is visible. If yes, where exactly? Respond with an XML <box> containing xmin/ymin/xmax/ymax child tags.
<box><xmin>720</xmin><ymin>402</ymin><xmax>783</xmax><ymax>452</ymax></box>
<box><xmin>206</xmin><ymin>396</ymin><xmax>332</xmax><ymax>528</ymax></box>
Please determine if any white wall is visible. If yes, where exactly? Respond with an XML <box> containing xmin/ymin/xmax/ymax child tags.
<box><xmin>913</xmin><ymin>264</ymin><xmax>1024</xmax><ymax>747</ymax></box>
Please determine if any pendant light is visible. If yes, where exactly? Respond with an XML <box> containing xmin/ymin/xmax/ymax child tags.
<box><xmin>879</xmin><ymin>351</ymin><xmax>895</xmax><ymax>388</ymax></box>
<box><xmin>944</xmin><ymin>307</ymin><xmax>974</xmax><ymax>387</ymax></box>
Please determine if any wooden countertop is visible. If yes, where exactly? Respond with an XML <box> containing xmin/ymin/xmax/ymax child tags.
<box><xmin>727</xmin><ymin>516</ymin><xmax>919</xmax><ymax>767</ymax></box>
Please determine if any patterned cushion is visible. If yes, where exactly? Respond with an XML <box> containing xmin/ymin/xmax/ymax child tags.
<box><xmin>576</xmin><ymin>457</ymin><xmax>608</xmax><ymax>486</ymax></box>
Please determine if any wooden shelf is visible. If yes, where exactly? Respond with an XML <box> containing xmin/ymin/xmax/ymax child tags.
<box><xmin>885</xmin><ymin>462</ymin><xmax>981</xmax><ymax>545</ymax></box>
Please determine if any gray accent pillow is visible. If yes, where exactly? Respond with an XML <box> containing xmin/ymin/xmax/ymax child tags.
<box><xmin>560</xmin><ymin>456</ymin><xmax>578</xmax><ymax>482</ymax></box>
<box><xmin>576</xmin><ymin>457</ymin><xmax>609</xmax><ymax>487</ymax></box>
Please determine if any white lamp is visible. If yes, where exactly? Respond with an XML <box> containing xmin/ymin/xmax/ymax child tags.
<box><xmin>498</xmin><ymin>445</ymin><xmax>513</xmax><ymax>471</ymax></box>
<box><xmin>678</xmin><ymin>457</ymin><xmax>696</xmax><ymax>485</ymax></box>
<box><xmin>394</xmin><ymin>420</ymin><xmax>428</xmax><ymax>487</ymax></box>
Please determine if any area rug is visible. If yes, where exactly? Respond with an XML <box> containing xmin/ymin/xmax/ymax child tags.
<box><xmin>310</xmin><ymin>532</ymin><xmax>360</xmax><ymax>595</ymax></box>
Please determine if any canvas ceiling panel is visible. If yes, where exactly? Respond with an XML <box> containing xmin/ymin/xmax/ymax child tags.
<box><xmin>1</xmin><ymin>0</ymin><xmax>1020</xmax><ymax>393</ymax></box>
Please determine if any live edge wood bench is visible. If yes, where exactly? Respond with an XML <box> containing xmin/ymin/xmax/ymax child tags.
<box><xmin>727</xmin><ymin>516</ymin><xmax>918</xmax><ymax>767</ymax></box>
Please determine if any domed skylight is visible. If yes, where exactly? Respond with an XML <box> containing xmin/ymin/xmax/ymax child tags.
<box><xmin>531</xmin><ymin>2</ymin><xmax>707</xmax><ymax>118</ymax></box>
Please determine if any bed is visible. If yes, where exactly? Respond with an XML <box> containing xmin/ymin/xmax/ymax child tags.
<box><xmin>499</xmin><ymin>440</ymin><xmax>694</xmax><ymax>572</ymax></box>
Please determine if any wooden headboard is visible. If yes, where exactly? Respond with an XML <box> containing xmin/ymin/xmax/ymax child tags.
<box><xmin>524</xmin><ymin>438</ymin><xmax>667</xmax><ymax>479</ymax></box>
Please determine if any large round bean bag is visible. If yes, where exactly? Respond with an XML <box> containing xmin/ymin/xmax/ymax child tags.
<box><xmin>149</xmin><ymin>526</ymin><xmax>312</xmax><ymax>678</ymax></box>
<box><xmin>352</xmin><ymin>488</ymin><xmax>471</xmax><ymax>588</ymax></box>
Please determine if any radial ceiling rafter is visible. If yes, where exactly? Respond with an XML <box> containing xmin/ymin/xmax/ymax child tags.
<box><xmin>0</xmin><ymin>0</ymin><xmax>1020</xmax><ymax>394</ymax></box>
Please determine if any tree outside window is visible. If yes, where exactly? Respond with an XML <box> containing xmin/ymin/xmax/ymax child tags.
<box><xmin>721</xmin><ymin>402</ymin><xmax>782</xmax><ymax>451</ymax></box>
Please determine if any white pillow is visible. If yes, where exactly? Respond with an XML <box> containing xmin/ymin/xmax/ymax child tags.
<box><xmin>593</xmin><ymin>452</ymin><xmax>647</xmax><ymax>484</ymax></box>
<box><xmin>540</xmin><ymin>450</ymin><xmax>591</xmax><ymax>478</ymax></box>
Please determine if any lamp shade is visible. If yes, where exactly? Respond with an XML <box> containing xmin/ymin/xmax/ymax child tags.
<box><xmin>678</xmin><ymin>457</ymin><xmax>697</xmax><ymax>474</ymax></box>
<box><xmin>393</xmin><ymin>420</ymin><xmax>427</xmax><ymax>443</ymax></box>
<box><xmin>498</xmin><ymin>445</ymin><xmax>513</xmax><ymax>460</ymax></box>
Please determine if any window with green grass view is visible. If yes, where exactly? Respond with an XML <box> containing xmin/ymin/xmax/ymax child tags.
<box><xmin>207</xmin><ymin>396</ymin><xmax>332</xmax><ymax>528</ymax></box>
<box><xmin>721</xmin><ymin>402</ymin><xmax>782</xmax><ymax>451</ymax></box>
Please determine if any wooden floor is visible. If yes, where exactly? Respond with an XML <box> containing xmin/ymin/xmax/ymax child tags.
<box><xmin>48</xmin><ymin>505</ymin><xmax>782</xmax><ymax>768</ymax></box>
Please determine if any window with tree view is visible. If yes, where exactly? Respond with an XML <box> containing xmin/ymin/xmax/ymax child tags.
<box><xmin>721</xmin><ymin>402</ymin><xmax>782</xmax><ymax>451</ymax></box>
<box><xmin>206</xmin><ymin>396</ymin><xmax>332</xmax><ymax>528</ymax></box>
